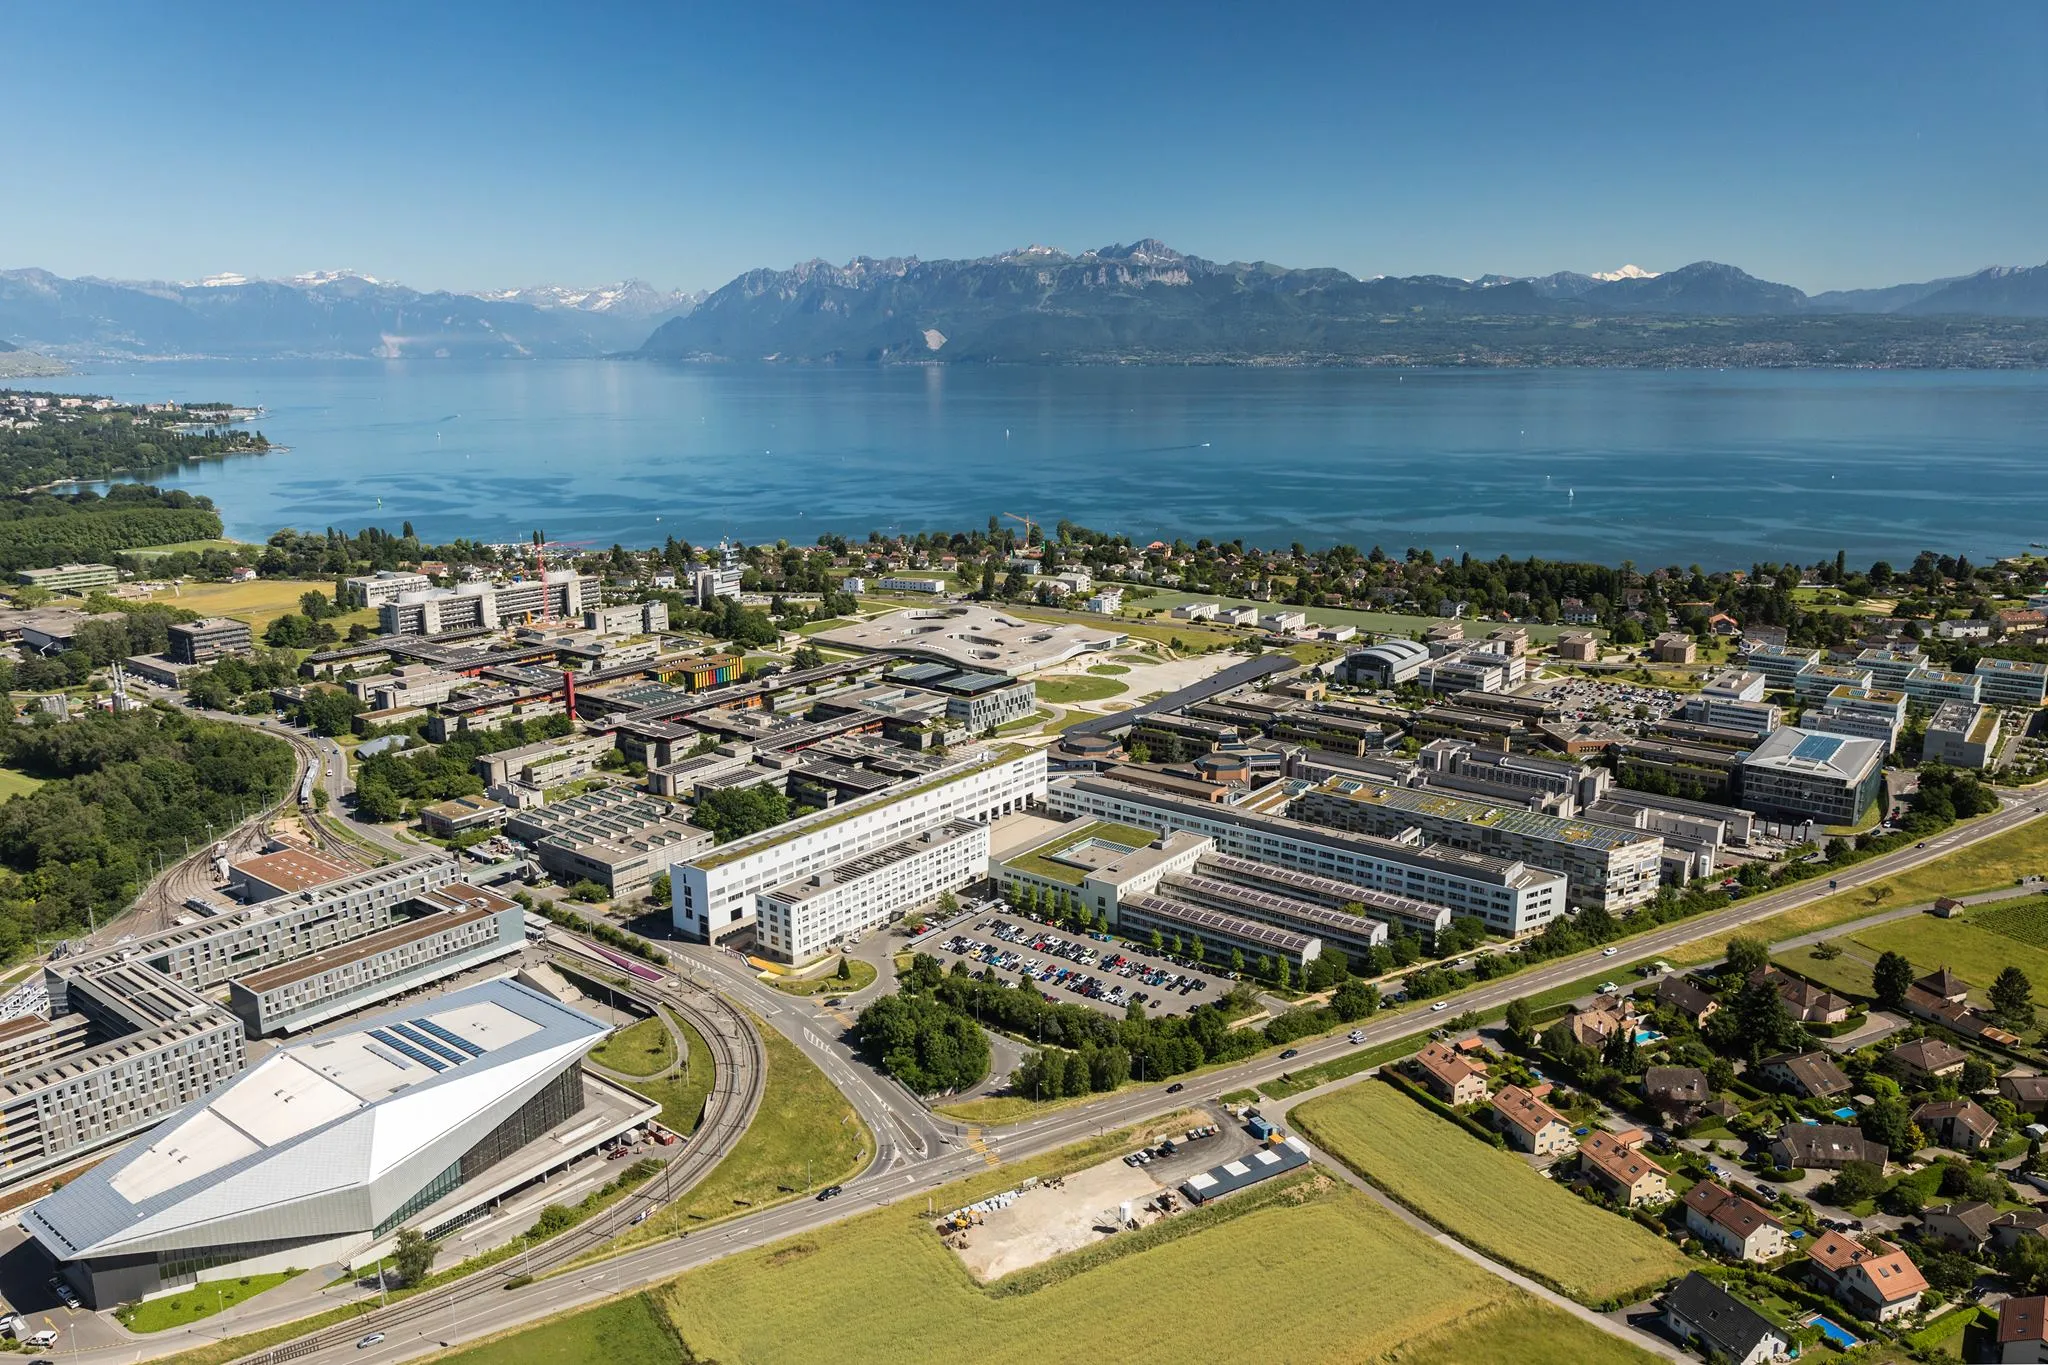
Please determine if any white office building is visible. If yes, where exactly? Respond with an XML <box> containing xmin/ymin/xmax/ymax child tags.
<box><xmin>1976</xmin><ymin>657</ymin><xmax>2048</xmax><ymax>707</ymax></box>
<box><xmin>757</xmin><ymin>820</ymin><xmax>990</xmax><ymax>962</ymax></box>
<box><xmin>671</xmin><ymin>745</ymin><xmax>1047</xmax><ymax>944</ymax></box>
<box><xmin>342</xmin><ymin>571</ymin><xmax>432</xmax><ymax>609</ymax></box>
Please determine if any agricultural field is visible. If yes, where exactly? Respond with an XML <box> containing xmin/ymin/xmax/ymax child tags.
<box><xmin>1292</xmin><ymin>1080</ymin><xmax>1690</xmax><ymax>1306</ymax></box>
<box><xmin>449</xmin><ymin>1152</ymin><xmax>1657</xmax><ymax>1365</ymax></box>
<box><xmin>143</xmin><ymin>577</ymin><xmax>379</xmax><ymax>634</ymax></box>
<box><xmin>1778</xmin><ymin>902</ymin><xmax>2048</xmax><ymax>1008</ymax></box>
<box><xmin>1669</xmin><ymin>813</ymin><xmax>2048</xmax><ymax>968</ymax></box>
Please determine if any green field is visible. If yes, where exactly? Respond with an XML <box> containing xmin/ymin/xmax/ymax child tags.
<box><xmin>770</xmin><ymin>956</ymin><xmax>879</xmax><ymax>995</ymax></box>
<box><xmin>586</xmin><ymin>1015</ymin><xmax>677</xmax><ymax>1078</ymax></box>
<box><xmin>628</xmin><ymin>1012</ymin><xmax>716</xmax><ymax>1135</ymax></box>
<box><xmin>1670</xmin><ymin>814</ymin><xmax>2048</xmax><ymax>967</ymax></box>
<box><xmin>1779</xmin><ymin>904</ymin><xmax>2048</xmax><ymax>1009</ymax></box>
<box><xmin>1085</xmin><ymin>663</ymin><xmax>1129</xmax><ymax>675</ymax></box>
<box><xmin>1974</xmin><ymin>896</ymin><xmax>2048</xmax><ymax>947</ymax></box>
<box><xmin>0</xmin><ymin>766</ymin><xmax>45</xmax><ymax>801</ymax></box>
<box><xmin>126</xmin><ymin>538</ymin><xmax>257</xmax><ymax>557</ymax></box>
<box><xmin>118</xmin><ymin>1271</ymin><xmax>298</xmax><ymax>1333</ymax></box>
<box><xmin>1034</xmin><ymin>674</ymin><xmax>1128</xmax><ymax>704</ymax></box>
<box><xmin>145</xmin><ymin>577</ymin><xmax>379</xmax><ymax>634</ymax></box>
<box><xmin>449</xmin><ymin>1154</ymin><xmax>1656</xmax><ymax>1365</ymax></box>
<box><xmin>591</xmin><ymin>1018</ymin><xmax>872</xmax><ymax>1256</ymax></box>
<box><xmin>1293</xmin><ymin>1080</ymin><xmax>1690</xmax><ymax>1306</ymax></box>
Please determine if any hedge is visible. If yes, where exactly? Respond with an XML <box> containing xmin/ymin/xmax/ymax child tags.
<box><xmin>1379</xmin><ymin>1069</ymin><xmax>1507</xmax><ymax>1148</ymax></box>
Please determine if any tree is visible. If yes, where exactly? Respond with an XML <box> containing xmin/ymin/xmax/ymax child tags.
<box><xmin>1993</xmin><ymin>966</ymin><xmax>2037</xmax><ymax>1031</ymax></box>
<box><xmin>1275</xmin><ymin>959</ymin><xmax>1291</xmax><ymax>991</ymax></box>
<box><xmin>1150</xmin><ymin>929</ymin><xmax>1165</xmax><ymax>953</ymax></box>
<box><xmin>570</xmin><ymin>880</ymin><xmax>609</xmax><ymax>903</ymax></box>
<box><xmin>692</xmin><ymin>785</ymin><xmax>792</xmax><ymax>843</ymax></box>
<box><xmin>392</xmin><ymin>1227</ymin><xmax>437</xmax><ymax>1287</ymax></box>
<box><xmin>1331</xmin><ymin>979</ymin><xmax>1379</xmax><ymax>1022</ymax></box>
<box><xmin>836</xmin><ymin>955</ymin><xmax>852</xmax><ymax>981</ymax></box>
<box><xmin>1872</xmin><ymin>951</ymin><xmax>1913</xmax><ymax>1009</ymax></box>
<box><xmin>1230</xmin><ymin>949</ymin><xmax>1246</xmax><ymax>975</ymax></box>
<box><xmin>1860</xmin><ymin>1097</ymin><xmax>1918</xmax><ymax>1159</ymax></box>
<box><xmin>1723</xmin><ymin>935</ymin><xmax>1769</xmax><ymax>980</ymax></box>
<box><xmin>1504</xmin><ymin>997</ymin><xmax>1534</xmax><ymax>1044</ymax></box>
<box><xmin>649</xmin><ymin>872</ymin><xmax>672</xmax><ymax>904</ymax></box>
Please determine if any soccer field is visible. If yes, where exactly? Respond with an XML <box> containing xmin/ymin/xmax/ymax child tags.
<box><xmin>1292</xmin><ymin>1079</ymin><xmax>1690</xmax><ymax>1307</ymax></box>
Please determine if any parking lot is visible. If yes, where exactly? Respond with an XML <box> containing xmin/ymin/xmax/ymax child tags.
<box><xmin>922</xmin><ymin>914</ymin><xmax>1234</xmax><ymax>1020</ymax></box>
<box><xmin>1534</xmin><ymin>678</ymin><xmax>1688</xmax><ymax>730</ymax></box>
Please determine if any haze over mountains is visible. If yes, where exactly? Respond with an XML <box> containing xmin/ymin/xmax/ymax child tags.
<box><xmin>4</xmin><ymin>242</ymin><xmax>2047</xmax><ymax>366</ymax></box>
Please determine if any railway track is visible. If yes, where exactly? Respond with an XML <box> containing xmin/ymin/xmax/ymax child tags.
<box><xmin>236</xmin><ymin>939</ymin><xmax>766</xmax><ymax>1365</ymax></box>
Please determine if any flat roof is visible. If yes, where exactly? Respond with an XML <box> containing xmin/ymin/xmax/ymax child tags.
<box><xmin>232</xmin><ymin>903</ymin><xmax>500</xmax><ymax>993</ymax></box>
<box><xmin>1305</xmin><ymin>778</ymin><xmax>1660</xmax><ymax>853</ymax></box>
<box><xmin>231</xmin><ymin>848</ymin><xmax>357</xmax><ymax>894</ymax></box>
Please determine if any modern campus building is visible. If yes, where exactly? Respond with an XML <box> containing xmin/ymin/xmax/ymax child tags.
<box><xmin>23</xmin><ymin>980</ymin><xmax>649</xmax><ymax>1309</ymax></box>
<box><xmin>1290</xmin><ymin>779</ymin><xmax>1664</xmax><ymax>913</ymax></box>
<box><xmin>1805</xmin><ymin>685</ymin><xmax>1908</xmax><ymax>749</ymax></box>
<box><xmin>378</xmin><ymin>572</ymin><xmax>598</xmax><ymax>635</ymax></box>
<box><xmin>16</xmin><ymin>563</ymin><xmax>118</xmax><ymax>594</ymax></box>
<box><xmin>1738</xmin><ymin>727</ymin><xmax>1886</xmax><ymax>826</ymax></box>
<box><xmin>505</xmin><ymin>787</ymin><xmax>713</xmax><ymax>898</ymax></box>
<box><xmin>164</xmin><ymin>617</ymin><xmax>252</xmax><ymax>665</ymax></box>
<box><xmin>228</xmin><ymin>884</ymin><xmax>525</xmax><ymax>1035</ymax></box>
<box><xmin>757</xmin><ymin>819</ymin><xmax>991</xmax><ymax>961</ymax></box>
<box><xmin>1744</xmin><ymin>645</ymin><xmax>1820</xmax><ymax>689</ymax></box>
<box><xmin>343</xmin><ymin>570</ymin><xmax>433</xmax><ymax>609</ymax></box>
<box><xmin>812</xmin><ymin>604</ymin><xmax>1125</xmax><ymax>677</ymax></box>
<box><xmin>884</xmin><ymin>663</ymin><xmax>1038</xmax><ymax>732</ymax></box>
<box><xmin>583</xmin><ymin>601</ymin><xmax>670</xmax><ymax>636</ymax></box>
<box><xmin>1922</xmin><ymin>700</ymin><xmax>2002</xmax><ymax>771</ymax></box>
<box><xmin>1793</xmin><ymin>663</ymin><xmax>1875</xmax><ymax>702</ymax></box>
<box><xmin>671</xmin><ymin>744</ymin><xmax>1048</xmax><ymax>950</ymax></box>
<box><xmin>1903</xmin><ymin>668</ymin><xmax>1983</xmax><ymax>708</ymax></box>
<box><xmin>1976</xmin><ymin>656</ymin><xmax>2048</xmax><ymax>707</ymax></box>
<box><xmin>1045</xmin><ymin>773</ymin><xmax>1563</xmax><ymax>936</ymax></box>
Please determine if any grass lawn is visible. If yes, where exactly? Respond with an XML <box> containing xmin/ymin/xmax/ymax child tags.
<box><xmin>630</xmin><ymin>1012</ymin><xmax>716</xmax><ymax>1134</ymax></box>
<box><xmin>1669</xmin><ymin>813</ymin><xmax>2048</xmax><ymax>967</ymax></box>
<box><xmin>1002</xmin><ymin>819</ymin><xmax>1161</xmax><ymax>885</ymax></box>
<box><xmin>1125</xmin><ymin>588</ymin><xmax>1596</xmax><ymax>644</ymax></box>
<box><xmin>0</xmin><ymin>766</ymin><xmax>44</xmax><ymax>801</ymax></box>
<box><xmin>1085</xmin><ymin>663</ymin><xmax>1129</xmax><ymax>675</ymax></box>
<box><xmin>125</xmin><ymin>538</ymin><xmax>256</xmax><ymax>557</ymax></box>
<box><xmin>1034</xmin><ymin>674</ymin><xmax>1128</xmax><ymax>705</ymax></box>
<box><xmin>145</xmin><ymin>577</ymin><xmax>379</xmax><ymax>634</ymax></box>
<box><xmin>1293</xmin><ymin>1080</ymin><xmax>1690</xmax><ymax>1306</ymax></box>
<box><xmin>1257</xmin><ymin>1034</ymin><xmax>1422</xmax><ymax>1101</ymax></box>
<box><xmin>462</xmin><ymin>1150</ymin><xmax>1657</xmax><ymax>1365</ymax></box>
<box><xmin>587</xmin><ymin>1014</ymin><xmax>677</xmax><ymax>1078</ymax></box>
<box><xmin>437</xmin><ymin>1291</ymin><xmax>680</xmax><ymax>1365</ymax></box>
<box><xmin>594</xmin><ymin>1018</ymin><xmax>872</xmax><ymax>1254</ymax></box>
<box><xmin>1782</xmin><ymin>906</ymin><xmax>2048</xmax><ymax>1010</ymax></box>
<box><xmin>770</xmin><ymin>956</ymin><xmax>878</xmax><ymax>995</ymax></box>
<box><xmin>117</xmin><ymin>1271</ymin><xmax>297</xmax><ymax>1333</ymax></box>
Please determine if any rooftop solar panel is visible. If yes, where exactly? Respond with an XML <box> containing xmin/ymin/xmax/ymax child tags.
<box><xmin>1790</xmin><ymin>733</ymin><xmax>1844</xmax><ymax>762</ymax></box>
<box><xmin>389</xmin><ymin>1022</ymin><xmax>464</xmax><ymax>1065</ymax></box>
<box><xmin>369</xmin><ymin>1029</ymin><xmax>445</xmax><ymax>1072</ymax></box>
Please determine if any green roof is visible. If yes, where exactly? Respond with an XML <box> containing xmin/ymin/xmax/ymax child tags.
<box><xmin>1000</xmin><ymin>820</ymin><xmax>1163</xmax><ymax>886</ymax></box>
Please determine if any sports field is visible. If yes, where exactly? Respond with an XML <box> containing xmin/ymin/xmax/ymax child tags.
<box><xmin>1669</xmin><ymin>813</ymin><xmax>2048</xmax><ymax>968</ymax></box>
<box><xmin>1292</xmin><ymin>1080</ymin><xmax>1690</xmax><ymax>1306</ymax></box>
<box><xmin>1776</xmin><ymin>899</ymin><xmax>2048</xmax><ymax>1008</ymax></box>
<box><xmin>440</xmin><ymin>1157</ymin><xmax>1656</xmax><ymax>1365</ymax></box>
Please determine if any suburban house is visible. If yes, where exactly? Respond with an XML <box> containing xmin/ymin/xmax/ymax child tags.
<box><xmin>1889</xmin><ymin>1036</ymin><xmax>1969</xmax><ymax>1083</ymax></box>
<box><xmin>1755</xmin><ymin>969</ymin><xmax>1853</xmax><ymax>1025</ymax></box>
<box><xmin>1682</xmin><ymin>1181</ymin><xmax>1788</xmax><ymax>1263</ymax></box>
<box><xmin>1770</xmin><ymin>1122</ymin><xmax>1886</xmax><ymax>1172</ymax></box>
<box><xmin>1642</xmin><ymin>1065</ymin><xmax>1712</xmax><ymax>1124</ymax></box>
<box><xmin>1411</xmin><ymin>1041</ymin><xmax>1489</xmax><ymax>1106</ymax></box>
<box><xmin>1656</xmin><ymin>975</ymin><xmax>1720</xmax><ymax>1027</ymax></box>
<box><xmin>1661</xmin><ymin>1273</ymin><xmax>1790</xmax><ymax>1365</ymax></box>
<box><xmin>1577</xmin><ymin>1130</ymin><xmax>1669</xmax><ymax>1207</ymax></box>
<box><xmin>1804</xmin><ymin>1233</ymin><xmax>1928</xmax><ymax>1322</ymax></box>
<box><xmin>1758</xmin><ymin>1050</ymin><xmax>1851</xmax><ymax>1099</ymax></box>
<box><xmin>1914</xmin><ymin>1098</ymin><xmax>2000</xmax><ymax>1153</ymax></box>
<box><xmin>1992</xmin><ymin>1209</ymin><xmax>2048</xmax><ymax>1254</ymax></box>
<box><xmin>1999</xmin><ymin>1293</ymin><xmax>2048</xmax><ymax>1363</ymax></box>
<box><xmin>1567</xmin><ymin>997</ymin><xmax>1642</xmax><ymax>1049</ymax></box>
<box><xmin>1490</xmin><ymin>1084</ymin><xmax>1574</xmax><ymax>1156</ymax></box>
<box><xmin>1921</xmin><ymin>1200</ymin><xmax>1999</xmax><ymax>1254</ymax></box>
<box><xmin>2001</xmin><ymin>1072</ymin><xmax>2048</xmax><ymax>1114</ymax></box>
<box><xmin>1917</xmin><ymin>967</ymin><xmax>1970</xmax><ymax>1005</ymax></box>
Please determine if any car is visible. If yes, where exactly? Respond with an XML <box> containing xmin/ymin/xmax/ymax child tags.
<box><xmin>26</xmin><ymin>1332</ymin><xmax>57</xmax><ymax>1350</ymax></box>
<box><xmin>1165</xmin><ymin>1081</ymin><xmax>1184</xmax><ymax>1093</ymax></box>
<box><xmin>630</xmin><ymin>1209</ymin><xmax>650</xmax><ymax>1224</ymax></box>
<box><xmin>357</xmin><ymin>1334</ymin><xmax>386</xmax><ymax>1349</ymax></box>
<box><xmin>1601</xmin><ymin>946</ymin><xmax>1618</xmax><ymax>957</ymax></box>
<box><xmin>815</xmin><ymin>1184</ymin><xmax>843</xmax><ymax>1200</ymax></box>
<box><xmin>1348</xmin><ymin>1030</ymin><xmax>1366</xmax><ymax>1044</ymax></box>
<box><xmin>1430</xmin><ymin>1001</ymin><xmax>1449</xmax><ymax>1012</ymax></box>
<box><xmin>1279</xmin><ymin>1048</ymin><xmax>1300</xmax><ymax>1059</ymax></box>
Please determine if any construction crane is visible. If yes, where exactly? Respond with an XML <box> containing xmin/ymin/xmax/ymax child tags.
<box><xmin>1002</xmin><ymin>512</ymin><xmax>1039</xmax><ymax>545</ymax></box>
<box><xmin>527</xmin><ymin>530</ymin><xmax>593</xmax><ymax>625</ymax></box>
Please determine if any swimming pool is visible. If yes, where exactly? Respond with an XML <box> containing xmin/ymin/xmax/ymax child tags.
<box><xmin>1633</xmin><ymin>1029</ymin><xmax>1665</xmax><ymax>1045</ymax></box>
<box><xmin>1831</xmin><ymin>1106</ymin><xmax>1857</xmax><ymax>1120</ymax></box>
<box><xmin>1806</xmin><ymin>1314</ymin><xmax>1862</xmax><ymax>1348</ymax></box>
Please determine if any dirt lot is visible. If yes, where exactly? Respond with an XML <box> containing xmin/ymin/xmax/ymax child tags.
<box><xmin>951</xmin><ymin>1113</ymin><xmax>1256</xmax><ymax>1281</ymax></box>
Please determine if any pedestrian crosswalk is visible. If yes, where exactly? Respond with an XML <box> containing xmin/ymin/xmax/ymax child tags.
<box><xmin>966</xmin><ymin>1127</ymin><xmax>998</xmax><ymax>1166</ymax></box>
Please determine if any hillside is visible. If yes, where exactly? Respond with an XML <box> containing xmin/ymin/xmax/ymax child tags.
<box><xmin>639</xmin><ymin>241</ymin><xmax>2048</xmax><ymax>367</ymax></box>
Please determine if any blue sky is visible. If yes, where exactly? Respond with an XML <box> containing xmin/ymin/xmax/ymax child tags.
<box><xmin>8</xmin><ymin>1</ymin><xmax>2044</xmax><ymax>293</ymax></box>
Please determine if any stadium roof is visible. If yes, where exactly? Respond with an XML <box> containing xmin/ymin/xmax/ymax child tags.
<box><xmin>23</xmin><ymin>980</ymin><xmax>604</xmax><ymax>1262</ymax></box>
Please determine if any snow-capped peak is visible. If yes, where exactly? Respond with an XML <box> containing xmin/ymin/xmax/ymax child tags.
<box><xmin>291</xmin><ymin>269</ymin><xmax>384</xmax><ymax>286</ymax></box>
<box><xmin>1589</xmin><ymin>264</ymin><xmax>1659</xmax><ymax>281</ymax></box>
<box><xmin>197</xmin><ymin>272</ymin><xmax>249</xmax><ymax>288</ymax></box>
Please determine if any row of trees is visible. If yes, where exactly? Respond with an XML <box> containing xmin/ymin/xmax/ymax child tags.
<box><xmin>0</xmin><ymin>485</ymin><xmax>221</xmax><ymax>571</ymax></box>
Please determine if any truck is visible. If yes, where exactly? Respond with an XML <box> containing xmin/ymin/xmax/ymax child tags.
<box><xmin>1246</xmin><ymin>1116</ymin><xmax>1276</xmax><ymax>1141</ymax></box>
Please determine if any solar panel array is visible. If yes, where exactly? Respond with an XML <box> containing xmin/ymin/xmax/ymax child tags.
<box><xmin>368</xmin><ymin>1028</ymin><xmax>445</xmax><ymax>1072</ymax></box>
<box><xmin>1122</xmin><ymin>894</ymin><xmax>1314</xmax><ymax>954</ymax></box>
<box><xmin>1790</xmin><ymin>732</ymin><xmax>1845</xmax><ymax>763</ymax></box>
<box><xmin>1161</xmin><ymin>874</ymin><xmax>1389</xmax><ymax>947</ymax></box>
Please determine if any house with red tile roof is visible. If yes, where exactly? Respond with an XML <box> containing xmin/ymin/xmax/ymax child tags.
<box><xmin>1682</xmin><ymin>1181</ymin><xmax>1787</xmax><ymax>1263</ymax></box>
<box><xmin>1490</xmin><ymin>1084</ymin><xmax>1573</xmax><ymax>1156</ymax></box>
<box><xmin>1411</xmin><ymin>1041</ymin><xmax>1489</xmax><ymax>1107</ymax></box>
<box><xmin>1804</xmin><ymin>1233</ymin><xmax>1927</xmax><ymax>1322</ymax></box>
<box><xmin>1577</xmin><ymin>1131</ymin><xmax>1668</xmax><ymax>1207</ymax></box>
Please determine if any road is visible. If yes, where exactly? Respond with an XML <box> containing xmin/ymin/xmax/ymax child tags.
<box><xmin>64</xmin><ymin>792</ymin><xmax>2048</xmax><ymax>1364</ymax></box>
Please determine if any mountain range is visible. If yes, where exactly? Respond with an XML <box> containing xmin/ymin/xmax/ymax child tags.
<box><xmin>0</xmin><ymin>269</ymin><xmax>698</xmax><ymax>361</ymax></box>
<box><xmin>4</xmin><ymin>244</ymin><xmax>2047</xmax><ymax>366</ymax></box>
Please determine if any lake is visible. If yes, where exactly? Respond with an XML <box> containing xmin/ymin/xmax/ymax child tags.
<box><xmin>37</xmin><ymin>359</ymin><xmax>2048</xmax><ymax>568</ymax></box>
